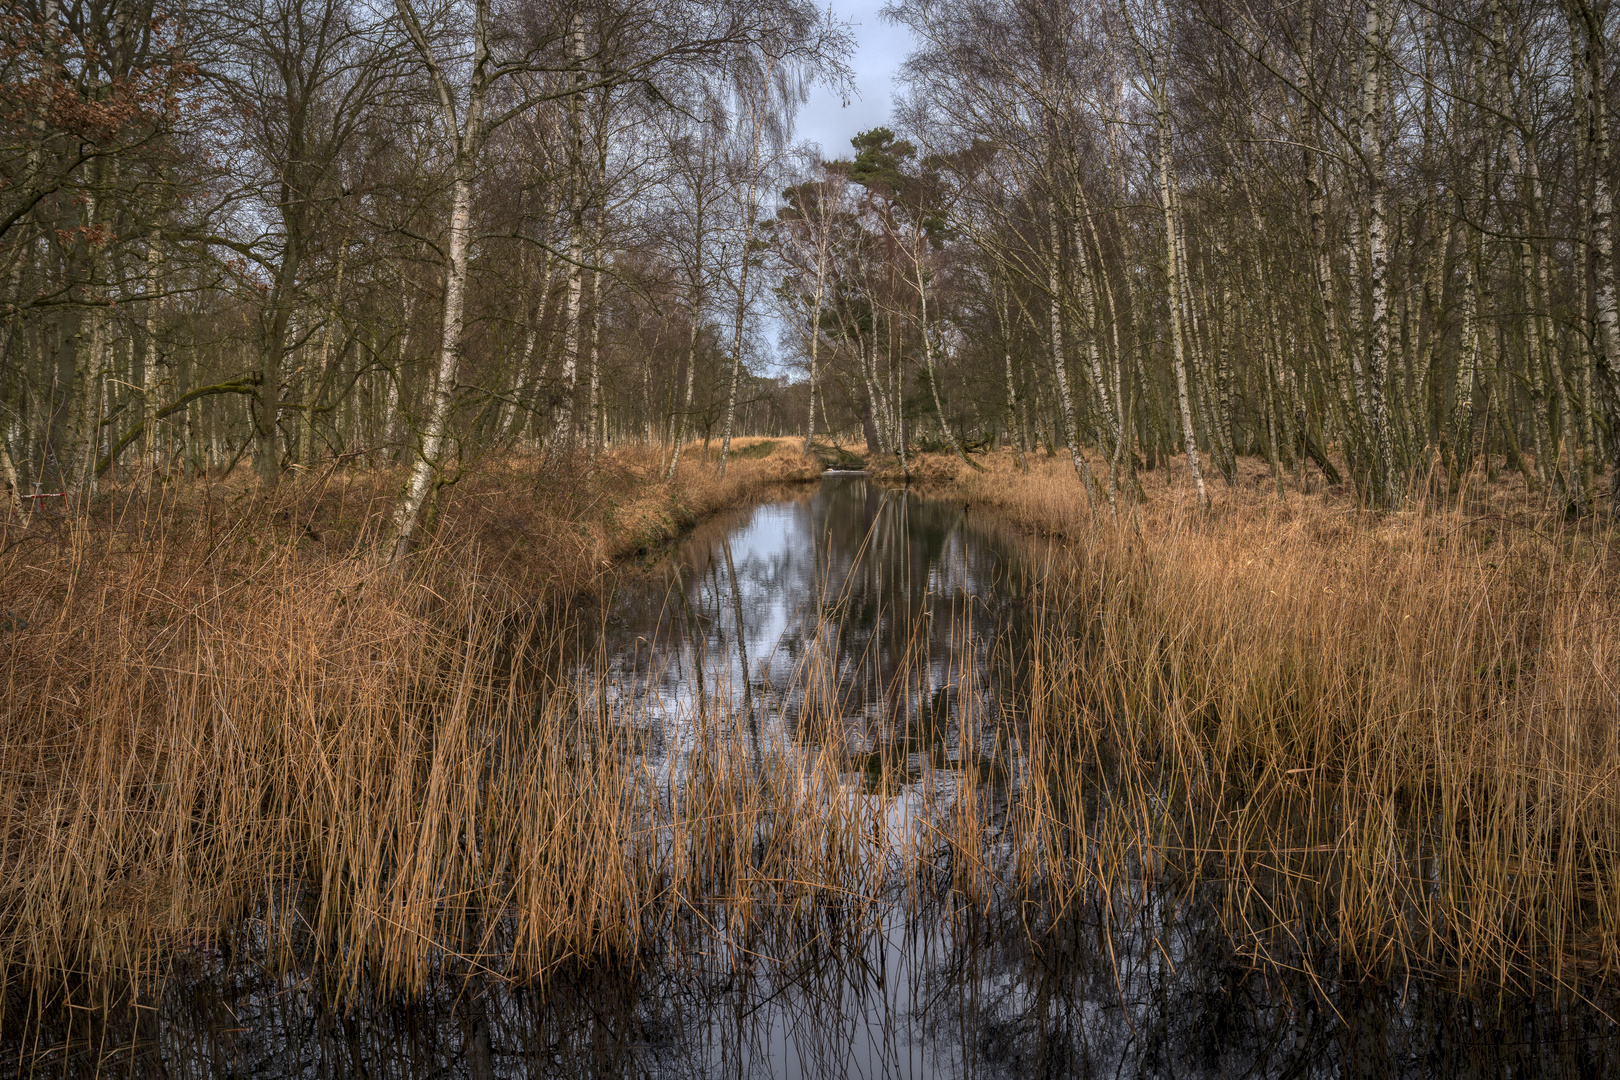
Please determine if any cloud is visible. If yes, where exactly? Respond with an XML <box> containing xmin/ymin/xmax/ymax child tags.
<box><xmin>794</xmin><ymin>0</ymin><xmax>917</xmax><ymax>162</ymax></box>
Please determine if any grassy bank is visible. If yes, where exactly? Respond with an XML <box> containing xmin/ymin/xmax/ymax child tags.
<box><xmin>0</xmin><ymin>439</ymin><xmax>823</xmax><ymax>1013</ymax></box>
<box><xmin>872</xmin><ymin>448</ymin><xmax>1620</xmax><ymax>988</ymax></box>
<box><xmin>6</xmin><ymin>439</ymin><xmax>1617</xmax><ymax>1033</ymax></box>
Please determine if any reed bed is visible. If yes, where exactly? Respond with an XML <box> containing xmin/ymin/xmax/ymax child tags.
<box><xmin>917</xmin><ymin>450</ymin><xmax>1620</xmax><ymax>991</ymax></box>
<box><xmin>4</xmin><ymin>440</ymin><xmax>1617</xmax><ymax>1043</ymax></box>
<box><xmin>0</xmin><ymin>440</ymin><xmax>842</xmax><ymax>1020</ymax></box>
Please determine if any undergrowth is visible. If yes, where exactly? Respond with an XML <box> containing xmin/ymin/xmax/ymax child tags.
<box><xmin>3</xmin><ymin>440</ymin><xmax>1617</xmax><ymax>1041</ymax></box>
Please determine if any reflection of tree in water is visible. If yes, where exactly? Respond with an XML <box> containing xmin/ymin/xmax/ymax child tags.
<box><xmin>588</xmin><ymin>476</ymin><xmax>1028</xmax><ymax>778</ymax></box>
<box><xmin>15</xmin><ymin>886</ymin><xmax>1618</xmax><ymax>1077</ymax></box>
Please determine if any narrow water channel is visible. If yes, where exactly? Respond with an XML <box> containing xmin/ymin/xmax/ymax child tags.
<box><xmin>9</xmin><ymin>476</ymin><xmax>1618</xmax><ymax>1077</ymax></box>
<box><xmin>584</xmin><ymin>473</ymin><xmax>1036</xmax><ymax>794</ymax></box>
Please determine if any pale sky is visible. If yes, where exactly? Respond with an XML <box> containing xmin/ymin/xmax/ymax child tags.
<box><xmin>794</xmin><ymin>0</ymin><xmax>918</xmax><ymax>163</ymax></box>
<box><xmin>765</xmin><ymin>0</ymin><xmax>917</xmax><ymax>369</ymax></box>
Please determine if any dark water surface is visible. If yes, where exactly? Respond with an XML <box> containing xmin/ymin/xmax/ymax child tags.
<box><xmin>583</xmin><ymin>474</ymin><xmax>1036</xmax><ymax>785</ymax></box>
<box><xmin>9</xmin><ymin>476</ymin><xmax>1619</xmax><ymax>1077</ymax></box>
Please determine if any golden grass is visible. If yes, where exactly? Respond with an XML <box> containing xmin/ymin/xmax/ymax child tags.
<box><xmin>593</xmin><ymin>437</ymin><xmax>822</xmax><ymax>561</ymax></box>
<box><xmin>894</xmin><ymin>448</ymin><xmax>1620</xmax><ymax>990</ymax></box>
<box><xmin>4</xmin><ymin>437</ymin><xmax>1616</xmax><ymax>1033</ymax></box>
<box><xmin>0</xmin><ymin>440</ymin><xmax>829</xmax><ymax>1016</ymax></box>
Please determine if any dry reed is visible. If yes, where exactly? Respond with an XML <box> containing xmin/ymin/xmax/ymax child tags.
<box><xmin>4</xmin><ymin>440</ymin><xmax>1616</xmax><ymax>1037</ymax></box>
<box><xmin>0</xmin><ymin>440</ymin><xmax>837</xmax><ymax>1017</ymax></box>
<box><xmin>909</xmin><ymin>449</ymin><xmax>1620</xmax><ymax>991</ymax></box>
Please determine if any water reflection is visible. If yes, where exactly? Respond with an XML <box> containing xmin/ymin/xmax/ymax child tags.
<box><xmin>590</xmin><ymin>475</ymin><xmax>1035</xmax><ymax>788</ymax></box>
<box><xmin>8</xmin><ymin>476</ymin><xmax>1620</xmax><ymax>1076</ymax></box>
<box><xmin>605</xmin><ymin>476</ymin><xmax>1023</xmax><ymax>712</ymax></box>
<box><xmin>15</xmin><ymin>891</ymin><xmax>1617</xmax><ymax>1077</ymax></box>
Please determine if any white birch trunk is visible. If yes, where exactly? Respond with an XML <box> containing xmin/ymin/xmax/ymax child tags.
<box><xmin>1154</xmin><ymin>91</ymin><xmax>1208</xmax><ymax>511</ymax></box>
<box><xmin>862</xmin><ymin>316</ymin><xmax>893</xmax><ymax>452</ymax></box>
<box><xmin>803</xmin><ymin>279</ymin><xmax>825</xmax><ymax>453</ymax></box>
<box><xmin>390</xmin><ymin>0</ymin><xmax>491</xmax><ymax>553</ymax></box>
<box><xmin>719</xmin><ymin>63</ymin><xmax>777</xmax><ymax>479</ymax></box>
<box><xmin>665</xmin><ymin>312</ymin><xmax>701</xmax><ymax>479</ymax></box>
<box><xmin>718</xmin><ymin>232</ymin><xmax>753</xmax><ymax>477</ymax></box>
<box><xmin>552</xmin><ymin>229</ymin><xmax>584</xmax><ymax>456</ymax></box>
<box><xmin>912</xmin><ymin>236</ymin><xmax>970</xmax><ymax>467</ymax></box>
<box><xmin>142</xmin><ymin>232</ymin><xmax>163</xmax><ymax>487</ymax></box>
<box><xmin>1361</xmin><ymin>0</ymin><xmax>1400</xmax><ymax>504</ymax></box>
<box><xmin>393</xmin><ymin>171</ymin><xmax>473</xmax><ymax>554</ymax></box>
<box><xmin>0</xmin><ymin>432</ymin><xmax>24</xmax><ymax>517</ymax></box>
<box><xmin>587</xmin><ymin>265</ymin><xmax>602</xmax><ymax>458</ymax></box>
<box><xmin>1068</xmin><ymin>198</ymin><xmax>1120</xmax><ymax>504</ymax></box>
<box><xmin>74</xmin><ymin>303</ymin><xmax>106</xmax><ymax>495</ymax></box>
<box><xmin>550</xmin><ymin>15</ymin><xmax>588</xmax><ymax>458</ymax></box>
<box><xmin>642</xmin><ymin>346</ymin><xmax>653</xmax><ymax>445</ymax></box>
<box><xmin>1046</xmin><ymin>214</ymin><xmax>1099</xmax><ymax>517</ymax></box>
<box><xmin>995</xmin><ymin>281</ymin><xmax>1026</xmax><ymax>467</ymax></box>
<box><xmin>1455</xmin><ymin>238</ymin><xmax>1481</xmax><ymax>478</ymax></box>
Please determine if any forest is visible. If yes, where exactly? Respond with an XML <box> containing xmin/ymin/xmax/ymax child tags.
<box><xmin>4</xmin><ymin>0</ymin><xmax>1617</xmax><ymax>526</ymax></box>
<box><xmin>4</xmin><ymin>0</ymin><xmax>1620</xmax><ymax>1070</ymax></box>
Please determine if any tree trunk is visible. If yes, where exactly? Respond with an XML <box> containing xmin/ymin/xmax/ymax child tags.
<box><xmin>665</xmin><ymin>305</ymin><xmax>701</xmax><ymax>480</ymax></box>
<box><xmin>300</xmin><ymin>238</ymin><xmax>348</xmax><ymax>471</ymax></box>
<box><xmin>1046</xmin><ymin>213</ymin><xmax>1100</xmax><ymax>516</ymax></box>
<box><xmin>1154</xmin><ymin>92</ymin><xmax>1208</xmax><ymax>512</ymax></box>
<box><xmin>143</xmin><ymin>232</ymin><xmax>164</xmax><ymax>488</ymax></box>
<box><xmin>1361</xmin><ymin>0</ymin><xmax>1400</xmax><ymax>504</ymax></box>
<box><xmin>587</xmin><ymin>263</ymin><xmax>602</xmax><ymax>458</ymax></box>
<box><xmin>394</xmin><ymin>169</ymin><xmax>472</xmax><ymax>555</ymax></box>
<box><xmin>913</xmin><ymin>237</ymin><xmax>971</xmax><ymax>467</ymax></box>
<box><xmin>1568</xmin><ymin>0</ymin><xmax>1620</xmax><ymax>513</ymax></box>
<box><xmin>550</xmin><ymin>14</ymin><xmax>589</xmax><ymax>459</ymax></box>
<box><xmin>803</xmin><ymin>278</ymin><xmax>825</xmax><ymax>453</ymax></box>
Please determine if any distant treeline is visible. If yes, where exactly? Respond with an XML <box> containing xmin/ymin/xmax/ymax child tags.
<box><xmin>3</xmin><ymin>0</ymin><xmax>1617</xmax><ymax>538</ymax></box>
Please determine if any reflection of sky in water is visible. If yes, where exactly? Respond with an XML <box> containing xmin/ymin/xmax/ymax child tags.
<box><xmin>572</xmin><ymin>476</ymin><xmax>1049</xmax><ymax>1075</ymax></box>
<box><xmin>594</xmin><ymin>476</ymin><xmax>1034</xmax><ymax>765</ymax></box>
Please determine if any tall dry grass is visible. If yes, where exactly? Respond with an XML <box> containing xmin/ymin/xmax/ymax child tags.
<box><xmin>912</xmin><ymin>449</ymin><xmax>1620</xmax><ymax>990</ymax></box>
<box><xmin>0</xmin><ymin>441</ymin><xmax>834</xmax><ymax>1016</ymax></box>
<box><xmin>5</xmin><ymin>437</ymin><xmax>1616</xmax><ymax>1036</ymax></box>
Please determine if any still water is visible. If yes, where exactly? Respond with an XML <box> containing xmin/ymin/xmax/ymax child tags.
<box><xmin>9</xmin><ymin>476</ymin><xmax>1618</xmax><ymax>1077</ymax></box>
<box><xmin>585</xmin><ymin>474</ymin><xmax>1034</xmax><ymax>788</ymax></box>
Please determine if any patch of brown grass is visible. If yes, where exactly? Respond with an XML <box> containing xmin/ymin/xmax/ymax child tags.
<box><xmin>594</xmin><ymin>438</ymin><xmax>821</xmax><ymax>560</ymax></box>
<box><xmin>5</xmin><ymin>436</ymin><xmax>1615</xmax><ymax>1028</ymax></box>
<box><xmin>901</xmin><ymin>448</ymin><xmax>1620</xmax><ymax>988</ymax></box>
<box><xmin>0</xmin><ymin>440</ymin><xmax>828</xmax><ymax>1014</ymax></box>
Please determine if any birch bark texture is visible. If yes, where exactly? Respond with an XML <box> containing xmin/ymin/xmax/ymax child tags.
<box><xmin>391</xmin><ymin>0</ymin><xmax>492</xmax><ymax>556</ymax></box>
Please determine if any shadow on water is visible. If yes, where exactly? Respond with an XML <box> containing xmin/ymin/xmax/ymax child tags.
<box><xmin>24</xmin><ymin>894</ymin><xmax>1620</xmax><ymax>1077</ymax></box>
<box><xmin>7</xmin><ymin>476</ymin><xmax>1620</xmax><ymax>1076</ymax></box>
